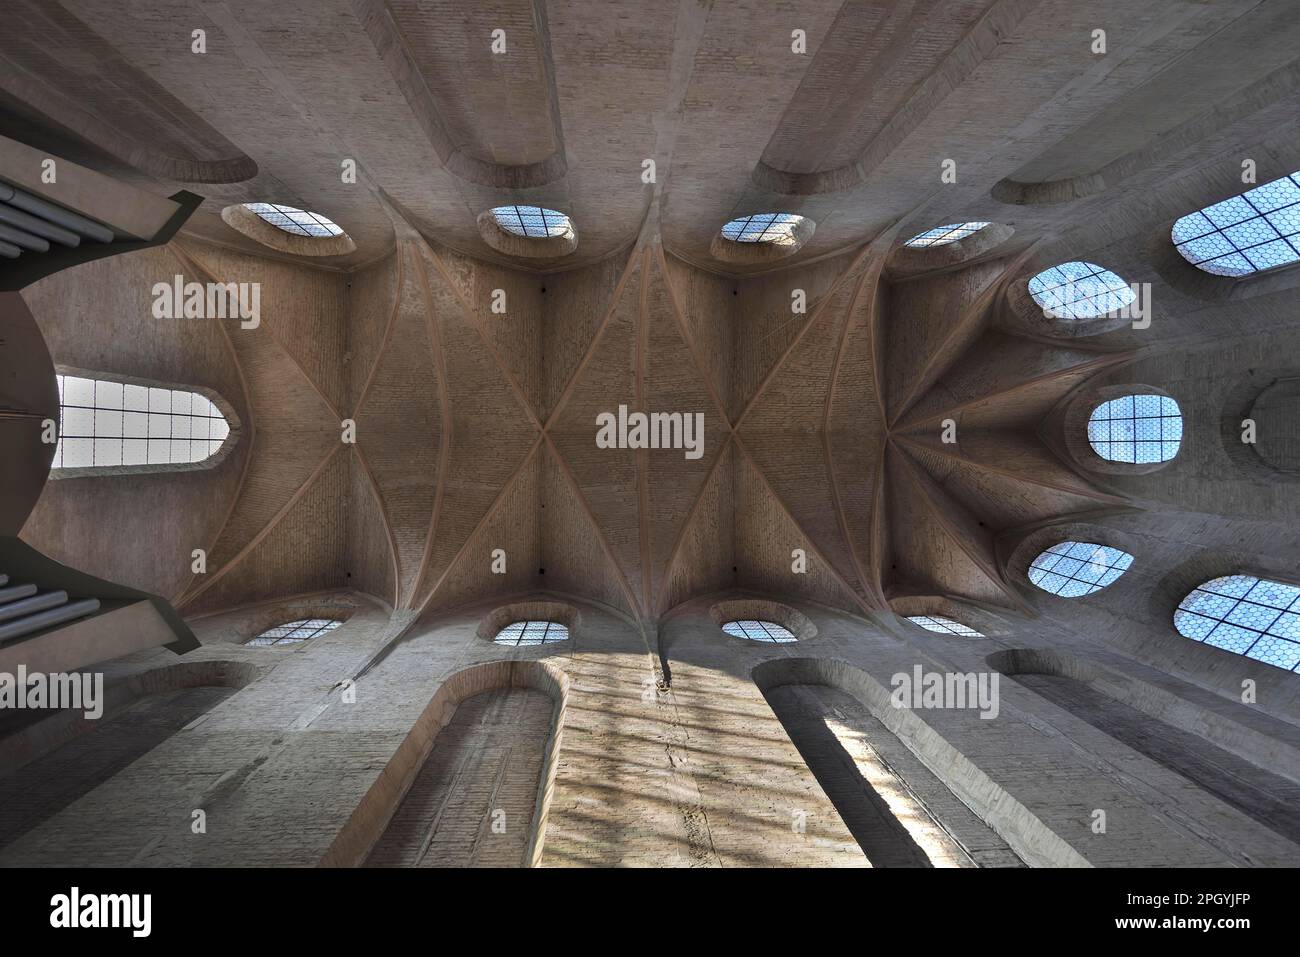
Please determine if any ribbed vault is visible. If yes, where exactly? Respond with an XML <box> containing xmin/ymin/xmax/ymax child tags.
<box><xmin>168</xmin><ymin>206</ymin><xmax>1138</xmax><ymax>626</ymax></box>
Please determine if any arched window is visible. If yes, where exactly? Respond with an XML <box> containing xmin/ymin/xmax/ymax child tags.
<box><xmin>903</xmin><ymin>222</ymin><xmax>990</xmax><ymax>248</ymax></box>
<box><xmin>721</xmin><ymin>619</ymin><xmax>797</xmax><ymax>643</ymax></box>
<box><xmin>493</xmin><ymin>620</ymin><xmax>570</xmax><ymax>645</ymax></box>
<box><xmin>1027</xmin><ymin>261</ymin><xmax>1134</xmax><ymax>320</ymax></box>
<box><xmin>719</xmin><ymin>212</ymin><xmax>806</xmax><ymax>246</ymax></box>
<box><xmin>905</xmin><ymin>615</ymin><xmax>984</xmax><ymax>638</ymax></box>
<box><xmin>489</xmin><ymin>205</ymin><xmax>573</xmax><ymax>239</ymax></box>
<box><xmin>243</xmin><ymin>202</ymin><xmax>342</xmax><ymax>237</ymax></box>
<box><xmin>248</xmin><ymin>618</ymin><xmax>342</xmax><ymax>646</ymax></box>
<box><xmin>1175</xmin><ymin>575</ymin><xmax>1300</xmax><ymax>672</ymax></box>
<box><xmin>54</xmin><ymin>373</ymin><xmax>232</xmax><ymax>471</ymax></box>
<box><xmin>1171</xmin><ymin>170</ymin><xmax>1300</xmax><ymax>277</ymax></box>
<box><xmin>1028</xmin><ymin>541</ymin><xmax>1133</xmax><ymax>597</ymax></box>
<box><xmin>1087</xmin><ymin>394</ymin><xmax>1182</xmax><ymax>464</ymax></box>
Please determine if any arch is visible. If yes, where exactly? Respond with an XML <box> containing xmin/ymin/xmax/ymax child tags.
<box><xmin>0</xmin><ymin>659</ymin><xmax>257</xmax><ymax>850</ymax></box>
<box><xmin>888</xmin><ymin>222</ymin><xmax>1014</xmax><ymax>278</ymax></box>
<box><xmin>988</xmin><ymin>648</ymin><xmax>1300</xmax><ymax>847</ymax></box>
<box><xmin>477</xmin><ymin>599</ymin><xmax>580</xmax><ymax>644</ymax></box>
<box><xmin>1247</xmin><ymin>377</ymin><xmax>1300</xmax><ymax>473</ymax></box>
<box><xmin>323</xmin><ymin>660</ymin><xmax>567</xmax><ymax>868</ymax></box>
<box><xmin>246</xmin><ymin>617</ymin><xmax>343</xmax><ymax>647</ymax></box>
<box><xmin>752</xmin><ymin>657</ymin><xmax>1068</xmax><ymax>867</ymax></box>
<box><xmin>708</xmin><ymin>598</ymin><xmax>816</xmax><ymax>642</ymax></box>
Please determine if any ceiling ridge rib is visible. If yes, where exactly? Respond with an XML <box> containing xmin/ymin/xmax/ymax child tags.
<box><xmin>349</xmin><ymin>441</ymin><xmax>402</xmax><ymax>610</ymax></box>
<box><xmin>350</xmin><ymin>241</ymin><xmax>406</xmax><ymax>420</ymax></box>
<box><xmin>888</xmin><ymin>241</ymin><xmax>1042</xmax><ymax>427</ymax></box>
<box><xmin>415</xmin><ymin>240</ymin><xmax>543</xmax><ymax>433</ymax></box>
<box><xmin>867</xmin><ymin>435</ymin><xmax>890</xmax><ymax>603</ymax></box>
<box><xmin>733</xmin><ymin>435</ymin><xmax>876</xmax><ymax>618</ymax></box>
<box><xmin>825</xmin><ymin>259</ymin><xmax>888</xmax><ymax>607</ymax></box>
<box><xmin>164</xmin><ymin>242</ymin><xmax>257</xmax><ymax>608</ymax></box>
<box><xmin>175</xmin><ymin>243</ymin><xmax>345</xmax><ymax>425</ymax></box>
<box><xmin>890</xmin><ymin>442</ymin><xmax>1032</xmax><ymax>614</ymax></box>
<box><xmin>407</xmin><ymin>241</ymin><xmax>456</xmax><ymax>610</ymax></box>
<box><xmin>635</xmin><ymin>247</ymin><xmax>654</xmax><ymax>614</ymax></box>
<box><xmin>653</xmin><ymin>244</ymin><xmax>734</xmax><ymax>430</ymax></box>
<box><xmin>653</xmin><ymin>433</ymin><xmax>735</xmax><ymax>616</ymax></box>
<box><xmin>542</xmin><ymin>433</ymin><xmax>644</xmax><ymax>619</ymax></box>
<box><xmin>734</xmin><ymin>238</ymin><xmax>877</xmax><ymax>430</ymax></box>
<box><xmin>544</xmin><ymin>245</ymin><xmax>642</xmax><ymax>431</ymax></box>
<box><xmin>898</xmin><ymin>350</ymin><xmax>1137</xmax><ymax>432</ymax></box>
<box><xmin>177</xmin><ymin>444</ymin><xmax>345</xmax><ymax>609</ymax></box>
<box><xmin>416</xmin><ymin>436</ymin><xmax>544</xmax><ymax>616</ymax></box>
<box><xmin>892</xmin><ymin>432</ymin><xmax>1129</xmax><ymax>505</ymax></box>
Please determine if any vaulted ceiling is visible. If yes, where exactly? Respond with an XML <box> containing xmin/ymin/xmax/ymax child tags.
<box><xmin>8</xmin><ymin>0</ymin><xmax>1300</xmax><ymax>625</ymax></box>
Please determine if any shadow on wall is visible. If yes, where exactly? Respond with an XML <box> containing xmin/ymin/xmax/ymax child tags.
<box><xmin>988</xmin><ymin>648</ymin><xmax>1300</xmax><ymax>848</ymax></box>
<box><xmin>752</xmin><ymin>657</ymin><xmax>1085</xmax><ymax>867</ymax></box>
<box><xmin>322</xmin><ymin>660</ymin><xmax>567</xmax><ymax>868</ymax></box>
<box><xmin>0</xmin><ymin>659</ymin><xmax>259</xmax><ymax>853</ymax></box>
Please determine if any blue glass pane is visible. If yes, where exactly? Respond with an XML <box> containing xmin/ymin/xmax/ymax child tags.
<box><xmin>1086</xmin><ymin>393</ymin><xmax>1182</xmax><ymax>464</ymax></box>
<box><xmin>1171</xmin><ymin>171</ymin><xmax>1300</xmax><ymax>277</ymax></box>
<box><xmin>905</xmin><ymin>615</ymin><xmax>984</xmax><ymax>637</ymax></box>
<box><xmin>244</xmin><ymin>202</ymin><xmax>342</xmax><ymax>238</ymax></box>
<box><xmin>903</xmin><ymin>222</ymin><xmax>991</xmax><ymax>248</ymax></box>
<box><xmin>721</xmin><ymin>619</ymin><xmax>798</xmax><ymax>642</ymax></box>
<box><xmin>1029</xmin><ymin>542</ymin><xmax>1133</xmax><ymax>597</ymax></box>
<box><xmin>1027</xmin><ymin>261</ymin><xmax>1135</xmax><ymax>320</ymax></box>
<box><xmin>1174</xmin><ymin>575</ymin><xmax>1300</xmax><ymax>673</ymax></box>
<box><xmin>491</xmin><ymin>205</ymin><xmax>572</xmax><ymax>238</ymax></box>
<box><xmin>720</xmin><ymin>213</ymin><xmax>804</xmax><ymax>245</ymax></box>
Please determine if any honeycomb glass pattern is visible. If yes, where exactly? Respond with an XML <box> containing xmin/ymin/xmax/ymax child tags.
<box><xmin>248</xmin><ymin>618</ymin><xmax>342</xmax><ymax>647</ymax></box>
<box><xmin>905</xmin><ymin>615</ymin><xmax>985</xmax><ymax>637</ymax></box>
<box><xmin>721</xmin><ymin>619</ymin><xmax>798</xmax><ymax>643</ymax></box>
<box><xmin>1029</xmin><ymin>541</ymin><xmax>1134</xmax><ymax>597</ymax></box>
<box><xmin>1175</xmin><ymin>575</ymin><xmax>1300</xmax><ymax>672</ymax></box>
<box><xmin>490</xmin><ymin>205</ymin><xmax>573</xmax><ymax>238</ymax></box>
<box><xmin>1087</xmin><ymin>394</ymin><xmax>1183</xmax><ymax>464</ymax></box>
<box><xmin>244</xmin><ymin>202</ymin><xmax>343</xmax><ymax>237</ymax></box>
<box><xmin>719</xmin><ymin>213</ymin><xmax>805</xmax><ymax>246</ymax></box>
<box><xmin>904</xmin><ymin>222</ymin><xmax>991</xmax><ymax>248</ymax></box>
<box><xmin>1027</xmin><ymin>261</ymin><xmax>1135</xmax><ymax>320</ymax></box>
<box><xmin>1172</xmin><ymin>171</ymin><xmax>1300</xmax><ymax>277</ymax></box>
<box><xmin>493</xmin><ymin>620</ymin><xmax>570</xmax><ymax>646</ymax></box>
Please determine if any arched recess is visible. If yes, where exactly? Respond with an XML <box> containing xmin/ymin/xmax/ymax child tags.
<box><xmin>1218</xmin><ymin>369</ymin><xmax>1300</xmax><ymax>484</ymax></box>
<box><xmin>0</xmin><ymin>659</ymin><xmax>259</xmax><ymax>852</ymax></box>
<box><xmin>887</xmin><ymin>223</ymin><xmax>1015</xmax><ymax>280</ymax></box>
<box><xmin>752</xmin><ymin>657</ymin><xmax>1071</xmax><ymax>867</ymax></box>
<box><xmin>323</xmin><ymin>660</ymin><xmax>567</xmax><ymax>868</ymax></box>
<box><xmin>987</xmin><ymin>648</ymin><xmax>1300</xmax><ymax>848</ymax></box>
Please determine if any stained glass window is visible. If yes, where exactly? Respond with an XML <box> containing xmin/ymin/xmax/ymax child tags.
<box><xmin>906</xmin><ymin>615</ymin><xmax>985</xmax><ymax>638</ymax></box>
<box><xmin>719</xmin><ymin>213</ymin><xmax>805</xmax><ymax>246</ymax></box>
<box><xmin>490</xmin><ymin>205</ymin><xmax>573</xmax><ymax>239</ymax></box>
<box><xmin>493</xmin><ymin>620</ymin><xmax>570</xmax><ymax>645</ymax></box>
<box><xmin>244</xmin><ymin>202</ymin><xmax>342</xmax><ymax>238</ymax></box>
<box><xmin>904</xmin><ymin>222</ymin><xmax>991</xmax><ymax>248</ymax></box>
<box><xmin>248</xmin><ymin>618</ymin><xmax>342</xmax><ymax>647</ymax></box>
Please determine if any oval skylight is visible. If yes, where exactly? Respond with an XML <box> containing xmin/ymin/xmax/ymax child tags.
<box><xmin>493</xmin><ymin>620</ymin><xmax>570</xmax><ymax>645</ymax></box>
<box><xmin>1027</xmin><ymin>261</ymin><xmax>1134</xmax><ymax>320</ymax></box>
<box><xmin>247</xmin><ymin>618</ymin><xmax>342</xmax><ymax>647</ymax></box>
<box><xmin>904</xmin><ymin>222</ymin><xmax>991</xmax><ymax>248</ymax></box>
<box><xmin>1028</xmin><ymin>541</ymin><xmax>1133</xmax><ymax>597</ymax></box>
<box><xmin>1087</xmin><ymin>394</ymin><xmax>1182</xmax><ymax>464</ymax></box>
<box><xmin>1174</xmin><ymin>575</ymin><xmax>1300</xmax><ymax>672</ymax></box>
<box><xmin>490</xmin><ymin>205</ymin><xmax>573</xmax><ymax>239</ymax></box>
<box><xmin>1172</xmin><ymin>170</ymin><xmax>1300</xmax><ymax>277</ymax></box>
<box><xmin>721</xmin><ymin>619</ymin><xmax>797</xmax><ymax>643</ymax></box>
<box><xmin>720</xmin><ymin>212</ymin><xmax>806</xmax><ymax>246</ymax></box>
<box><xmin>906</xmin><ymin>615</ymin><xmax>985</xmax><ymax>638</ymax></box>
<box><xmin>243</xmin><ymin>202</ymin><xmax>343</xmax><ymax>238</ymax></box>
